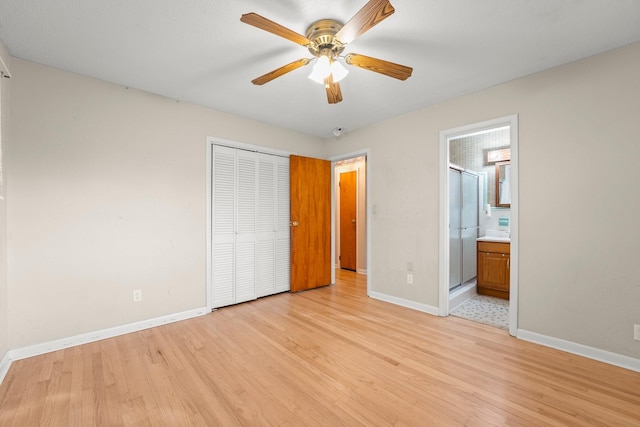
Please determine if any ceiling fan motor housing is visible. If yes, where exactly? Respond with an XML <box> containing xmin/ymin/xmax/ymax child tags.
<box><xmin>306</xmin><ymin>19</ymin><xmax>345</xmax><ymax>59</ymax></box>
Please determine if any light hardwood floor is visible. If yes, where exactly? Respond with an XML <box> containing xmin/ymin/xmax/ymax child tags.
<box><xmin>1</xmin><ymin>270</ymin><xmax>639</xmax><ymax>426</ymax></box>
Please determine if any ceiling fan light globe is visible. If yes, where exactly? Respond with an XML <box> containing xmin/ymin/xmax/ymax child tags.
<box><xmin>308</xmin><ymin>70</ymin><xmax>326</xmax><ymax>84</ymax></box>
<box><xmin>330</xmin><ymin>61</ymin><xmax>349</xmax><ymax>83</ymax></box>
<box><xmin>308</xmin><ymin>55</ymin><xmax>332</xmax><ymax>84</ymax></box>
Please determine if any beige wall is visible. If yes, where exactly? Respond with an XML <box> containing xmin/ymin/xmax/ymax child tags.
<box><xmin>6</xmin><ymin>58</ymin><xmax>325</xmax><ymax>348</ymax></box>
<box><xmin>0</xmin><ymin>41</ymin><xmax>9</xmax><ymax>360</ymax></box>
<box><xmin>325</xmin><ymin>42</ymin><xmax>640</xmax><ymax>360</ymax></box>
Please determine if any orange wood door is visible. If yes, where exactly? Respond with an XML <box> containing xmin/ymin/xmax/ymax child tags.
<box><xmin>478</xmin><ymin>252</ymin><xmax>510</xmax><ymax>291</ymax></box>
<box><xmin>289</xmin><ymin>155</ymin><xmax>332</xmax><ymax>292</ymax></box>
<box><xmin>339</xmin><ymin>171</ymin><xmax>357</xmax><ymax>271</ymax></box>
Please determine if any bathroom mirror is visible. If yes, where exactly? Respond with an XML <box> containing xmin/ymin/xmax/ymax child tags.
<box><xmin>496</xmin><ymin>161</ymin><xmax>511</xmax><ymax>207</ymax></box>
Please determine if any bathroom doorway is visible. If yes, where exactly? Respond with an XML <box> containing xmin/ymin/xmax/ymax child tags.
<box><xmin>438</xmin><ymin>115</ymin><xmax>519</xmax><ymax>336</ymax></box>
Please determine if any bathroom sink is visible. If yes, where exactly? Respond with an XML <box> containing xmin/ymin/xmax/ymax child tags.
<box><xmin>477</xmin><ymin>230</ymin><xmax>510</xmax><ymax>243</ymax></box>
<box><xmin>477</xmin><ymin>236</ymin><xmax>510</xmax><ymax>243</ymax></box>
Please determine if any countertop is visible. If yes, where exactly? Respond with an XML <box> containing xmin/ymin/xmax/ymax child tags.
<box><xmin>477</xmin><ymin>236</ymin><xmax>510</xmax><ymax>243</ymax></box>
<box><xmin>477</xmin><ymin>230</ymin><xmax>510</xmax><ymax>243</ymax></box>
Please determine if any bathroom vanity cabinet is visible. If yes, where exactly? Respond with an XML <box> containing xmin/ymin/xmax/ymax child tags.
<box><xmin>477</xmin><ymin>241</ymin><xmax>510</xmax><ymax>299</ymax></box>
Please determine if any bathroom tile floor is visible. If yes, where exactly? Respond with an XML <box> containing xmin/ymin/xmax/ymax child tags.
<box><xmin>450</xmin><ymin>294</ymin><xmax>509</xmax><ymax>330</ymax></box>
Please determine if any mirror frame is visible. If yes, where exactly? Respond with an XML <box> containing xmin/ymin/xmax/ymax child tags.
<box><xmin>495</xmin><ymin>161</ymin><xmax>511</xmax><ymax>208</ymax></box>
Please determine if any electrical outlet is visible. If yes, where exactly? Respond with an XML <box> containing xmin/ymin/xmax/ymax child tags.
<box><xmin>634</xmin><ymin>324</ymin><xmax>640</xmax><ymax>341</ymax></box>
<box><xmin>407</xmin><ymin>273</ymin><xmax>414</xmax><ymax>285</ymax></box>
<box><xmin>133</xmin><ymin>289</ymin><xmax>142</xmax><ymax>302</ymax></box>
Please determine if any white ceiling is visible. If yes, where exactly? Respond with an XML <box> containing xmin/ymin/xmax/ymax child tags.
<box><xmin>1</xmin><ymin>1</ymin><xmax>640</xmax><ymax>138</ymax></box>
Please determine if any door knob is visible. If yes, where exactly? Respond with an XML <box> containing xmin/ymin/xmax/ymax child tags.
<box><xmin>291</xmin><ymin>221</ymin><xmax>299</xmax><ymax>227</ymax></box>
<box><xmin>351</xmin><ymin>219</ymin><xmax>356</xmax><ymax>223</ymax></box>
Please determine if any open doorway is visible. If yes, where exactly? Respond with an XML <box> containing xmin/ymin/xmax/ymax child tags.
<box><xmin>438</xmin><ymin>115</ymin><xmax>519</xmax><ymax>336</ymax></box>
<box><xmin>334</xmin><ymin>157</ymin><xmax>366</xmax><ymax>274</ymax></box>
<box><xmin>330</xmin><ymin>150</ymin><xmax>370</xmax><ymax>295</ymax></box>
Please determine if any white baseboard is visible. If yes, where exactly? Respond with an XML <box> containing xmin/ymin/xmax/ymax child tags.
<box><xmin>357</xmin><ymin>268</ymin><xmax>367</xmax><ymax>275</ymax></box>
<box><xmin>2</xmin><ymin>306</ymin><xmax>210</xmax><ymax>383</ymax></box>
<box><xmin>368</xmin><ymin>291</ymin><xmax>439</xmax><ymax>316</ymax></box>
<box><xmin>518</xmin><ymin>329</ymin><xmax>640</xmax><ymax>373</ymax></box>
<box><xmin>0</xmin><ymin>351</ymin><xmax>11</xmax><ymax>385</ymax></box>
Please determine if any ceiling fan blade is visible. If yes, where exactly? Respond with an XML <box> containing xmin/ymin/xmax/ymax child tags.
<box><xmin>334</xmin><ymin>0</ymin><xmax>395</xmax><ymax>45</ymax></box>
<box><xmin>324</xmin><ymin>75</ymin><xmax>343</xmax><ymax>104</ymax></box>
<box><xmin>345</xmin><ymin>53</ymin><xmax>412</xmax><ymax>80</ymax></box>
<box><xmin>241</xmin><ymin>13</ymin><xmax>312</xmax><ymax>46</ymax></box>
<box><xmin>251</xmin><ymin>58</ymin><xmax>311</xmax><ymax>85</ymax></box>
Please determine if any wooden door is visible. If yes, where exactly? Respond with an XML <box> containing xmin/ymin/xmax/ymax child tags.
<box><xmin>478</xmin><ymin>252</ymin><xmax>509</xmax><ymax>290</ymax></box>
<box><xmin>339</xmin><ymin>171</ymin><xmax>357</xmax><ymax>271</ymax></box>
<box><xmin>290</xmin><ymin>155</ymin><xmax>331</xmax><ymax>292</ymax></box>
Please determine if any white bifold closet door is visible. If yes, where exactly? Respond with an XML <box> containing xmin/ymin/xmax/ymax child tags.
<box><xmin>256</xmin><ymin>153</ymin><xmax>290</xmax><ymax>297</ymax></box>
<box><xmin>212</xmin><ymin>145</ymin><xmax>290</xmax><ymax>308</ymax></box>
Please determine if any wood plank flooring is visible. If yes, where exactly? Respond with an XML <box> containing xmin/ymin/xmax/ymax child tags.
<box><xmin>1</xmin><ymin>270</ymin><xmax>639</xmax><ymax>425</ymax></box>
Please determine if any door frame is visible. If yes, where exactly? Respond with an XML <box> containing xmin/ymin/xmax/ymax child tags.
<box><xmin>329</xmin><ymin>149</ymin><xmax>371</xmax><ymax>296</ymax></box>
<box><xmin>438</xmin><ymin>115</ymin><xmax>519</xmax><ymax>336</ymax></box>
<box><xmin>205</xmin><ymin>136</ymin><xmax>291</xmax><ymax>310</ymax></box>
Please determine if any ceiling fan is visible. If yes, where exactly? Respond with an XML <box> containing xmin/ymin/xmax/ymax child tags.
<box><xmin>240</xmin><ymin>0</ymin><xmax>413</xmax><ymax>104</ymax></box>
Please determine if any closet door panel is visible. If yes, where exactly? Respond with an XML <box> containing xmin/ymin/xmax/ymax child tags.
<box><xmin>276</xmin><ymin>157</ymin><xmax>290</xmax><ymax>231</ymax></box>
<box><xmin>256</xmin><ymin>240</ymin><xmax>275</xmax><ymax>297</ymax></box>
<box><xmin>235</xmin><ymin>149</ymin><xmax>257</xmax><ymax>303</ymax></box>
<box><xmin>213</xmin><ymin>148</ymin><xmax>236</xmax><ymax>234</ymax></box>
<box><xmin>235</xmin><ymin>241</ymin><xmax>256</xmax><ymax>303</ymax></box>
<box><xmin>275</xmin><ymin>156</ymin><xmax>290</xmax><ymax>293</ymax></box>
<box><xmin>212</xmin><ymin>243</ymin><xmax>235</xmax><ymax>307</ymax></box>
<box><xmin>275</xmin><ymin>239</ymin><xmax>290</xmax><ymax>293</ymax></box>
<box><xmin>236</xmin><ymin>150</ymin><xmax>257</xmax><ymax>234</ymax></box>
<box><xmin>257</xmin><ymin>154</ymin><xmax>275</xmax><ymax>233</ymax></box>
<box><xmin>212</xmin><ymin>145</ymin><xmax>237</xmax><ymax>308</ymax></box>
<box><xmin>256</xmin><ymin>154</ymin><xmax>276</xmax><ymax>297</ymax></box>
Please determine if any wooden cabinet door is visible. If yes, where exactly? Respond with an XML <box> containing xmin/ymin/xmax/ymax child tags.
<box><xmin>478</xmin><ymin>252</ymin><xmax>509</xmax><ymax>291</ymax></box>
